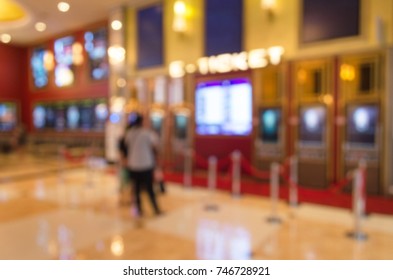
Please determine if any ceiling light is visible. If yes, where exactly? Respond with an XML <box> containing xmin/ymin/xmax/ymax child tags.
<box><xmin>0</xmin><ymin>0</ymin><xmax>26</xmax><ymax>21</ymax></box>
<box><xmin>35</xmin><ymin>22</ymin><xmax>47</xmax><ymax>32</ymax></box>
<box><xmin>111</xmin><ymin>20</ymin><xmax>122</xmax><ymax>31</ymax></box>
<box><xmin>57</xmin><ymin>2</ymin><xmax>70</xmax><ymax>13</ymax></box>
<box><xmin>1</xmin><ymin>34</ymin><xmax>12</xmax><ymax>44</ymax></box>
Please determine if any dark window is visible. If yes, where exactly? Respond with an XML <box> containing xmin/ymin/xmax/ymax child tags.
<box><xmin>302</xmin><ymin>0</ymin><xmax>360</xmax><ymax>43</ymax></box>
<box><xmin>205</xmin><ymin>0</ymin><xmax>243</xmax><ymax>56</ymax></box>
<box><xmin>137</xmin><ymin>4</ymin><xmax>164</xmax><ymax>68</ymax></box>
<box><xmin>359</xmin><ymin>63</ymin><xmax>374</xmax><ymax>93</ymax></box>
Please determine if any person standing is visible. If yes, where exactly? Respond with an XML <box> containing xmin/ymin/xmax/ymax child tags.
<box><xmin>125</xmin><ymin>113</ymin><xmax>162</xmax><ymax>216</ymax></box>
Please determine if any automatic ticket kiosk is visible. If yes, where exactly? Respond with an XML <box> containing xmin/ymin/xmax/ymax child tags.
<box><xmin>170</xmin><ymin>105</ymin><xmax>192</xmax><ymax>171</ymax></box>
<box><xmin>148</xmin><ymin>76</ymin><xmax>169</xmax><ymax>162</ymax></box>
<box><xmin>254</xmin><ymin>66</ymin><xmax>285</xmax><ymax>170</ymax></box>
<box><xmin>293</xmin><ymin>59</ymin><xmax>333</xmax><ymax>189</ymax></box>
<box><xmin>340</xmin><ymin>53</ymin><xmax>383</xmax><ymax>194</ymax></box>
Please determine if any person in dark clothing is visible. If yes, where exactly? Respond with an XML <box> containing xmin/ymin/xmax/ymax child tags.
<box><xmin>124</xmin><ymin>113</ymin><xmax>162</xmax><ymax>216</ymax></box>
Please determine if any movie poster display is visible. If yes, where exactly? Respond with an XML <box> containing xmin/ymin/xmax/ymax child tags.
<box><xmin>259</xmin><ymin>108</ymin><xmax>281</xmax><ymax>143</ymax></box>
<box><xmin>346</xmin><ymin>104</ymin><xmax>378</xmax><ymax>147</ymax></box>
<box><xmin>0</xmin><ymin>103</ymin><xmax>17</xmax><ymax>131</ymax></box>
<box><xmin>299</xmin><ymin>105</ymin><xmax>326</xmax><ymax>145</ymax></box>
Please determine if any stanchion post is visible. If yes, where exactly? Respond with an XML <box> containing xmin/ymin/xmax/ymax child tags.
<box><xmin>289</xmin><ymin>155</ymin><xmax>298</xmax><ymax>208</ymax></box>
<box><xmin>347</xmin><ymin>159</ymin><xmax>368</xmax><ymax>240</ymax></box>
<box><xmin>267</xmin><ymin>162</ymin><xmax>282</xmax><ymax>223</ymax></box>
<box><xmin>183</xmin><ymin>148</ymin><xmax>193</xmax><ymax>189</ymax></box>
<box><xmin>208</xmin><ymin>156</ymin><xmax>217</xmax><ymax>192</ymax></box>
<box><xmin>205</xmin><ymin>156</ymin><xmax>219</xmax><ymax>211</ymax></box>
<box><xmin>231</xmin><ymin>150</ymin><xmax>241</xmax><ymax>198</ymax></box>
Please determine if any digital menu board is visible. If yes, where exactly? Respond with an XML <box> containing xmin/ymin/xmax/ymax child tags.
<box><xmin>195</xmin><ymin>78</ymin><xmax>252</xmax><ymax>136</ymax></box>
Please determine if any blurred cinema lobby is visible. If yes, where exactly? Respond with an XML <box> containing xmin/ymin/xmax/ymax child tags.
<box><xmin>1</xmin><ymin>0</ymin><xmax>393</xmax><ymax>260</ymax></box>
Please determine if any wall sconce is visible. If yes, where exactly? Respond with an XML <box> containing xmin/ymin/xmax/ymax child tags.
<box><xmin>340</xmin><ymin>64</ymin><xmax>355</xmax><ymax>81</ymax></box>
<box><xmin>261</xmin><ymin>0</ymin><xmax>276</xmax><ymax>20</ymax></box>
<box><xmin>173</xmin><ymin>0</ymin><xmax>187</xmax><ymax>33</ymax></box>
<box><xmin>297</xmin><ymin>69</ymin><xmax>307</xmax><ymax>85</ymax></box>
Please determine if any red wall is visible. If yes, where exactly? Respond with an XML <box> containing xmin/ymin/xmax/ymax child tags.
<box><xmin>0</xmin><ymin>22</ymin><xmax>109</xmax><ymax>132</ymax></box>
<box><xmin>0</xmin><ymin>43</ymin><xmax>27</xmax><ymax>106</ymax></box>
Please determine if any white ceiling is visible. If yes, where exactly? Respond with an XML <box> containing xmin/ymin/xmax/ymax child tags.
<box><xmin>0</xmin><ymin>0</ymin><xmax>132</xmax><ymax>46</ymax></box>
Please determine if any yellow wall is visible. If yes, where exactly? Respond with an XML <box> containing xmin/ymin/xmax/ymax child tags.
<box><xmin>126</xmin><ymin>0</ymin><xmax>393</xmax><ymax>73</ymax></box>
<box><xmin>246</xmin><ymin>0</ymin><xmax>393</xmax><ymax>59</ymax></box>
<box><xmin>126</xmin><ymin>0</ymin><xmax>204</xmax><ymax>77</ymax></box>
<box><xmin>164</xmin><ymin>0</ymin><xmax>204</xmax><ymax>66</ymax></box>
<box><xmin>244</xmin><ymin>0</ymin><xmax>299</xmax><ymax>55</ymax></box>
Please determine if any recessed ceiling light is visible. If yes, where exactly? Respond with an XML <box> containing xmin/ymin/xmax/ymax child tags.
<box><xmin>35</xmin><ymin>22</ymin><xmax>47</xmax><ymax>32</ymax></box>
<box><xmin>1</xmin><ymin>34</ymin><xmax>12</xmax><ymax>44</ymax></box>
<box><xmin>58</xmin><ymin>2</ymin><xmax>70</xmax><ymax>12</ymax></box>
<box><xmin>111</xmin><ymin>20</ymin><xmax>122</xmax><ymax>31</ymax></box>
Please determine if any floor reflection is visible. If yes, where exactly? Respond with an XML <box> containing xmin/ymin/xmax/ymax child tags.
<box><xmin>0</xmin><ymin>153</ymin><xmax>393</xmax><ymax>260</ymax></box>
<box><xmin>196</xmin><ymin>219</ymin><xmax>251</xmax><ymax>260</ymax></box>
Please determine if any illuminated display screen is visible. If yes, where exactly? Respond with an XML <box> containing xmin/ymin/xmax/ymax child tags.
<box><xmin>79</xmin><ymin>101</ymin><xmax>95</xmax><ymax>130</ymax></box>
<box><xmin>54</xmin><ymin>36</ymin><xmax>75</xmax><ymax>87</ymax></box>
<box><xmin>33</xmin><ymin>105</ymin><xmax>46</xmax><ymax>129</ymax></box>
<box><xmin>150</xmin><ymin>112</ymin><xmax>164</xmax><ymax>136</ymax></box>
<box><xmin>174</xmin><ymin>114</ymin><xmax>188</xmax><ymax>140</ymax></box>
<box><xmin>54</xmin><ymin>105</ymin><xmax>66</xmax><ymax>131</ymax></box>
<box><xmin>66</xmin><ymin>104</ymin><xmax>80</xmax><ymax>130</ymax></box>
<box><xmin>299</xmin><ymin>105</ymin><xmax>326</xmax><ymax>144</ymax></box>
<box><xmin>45</xmin><ymin>105</ymin><xmax>56</xmax><ymax>129</ymax></box>
<box><xmin>347</xmin><ymin>104</ymin><xmax>378</xmax><ymax>146</ymax></box>
<box><xmin>0</xmin><ymin>103</ymin><xmax>17</xmax><ymax>131</ymax></box>
<box><xmin>85</xmin><ymin>28</ymin><xmax>109</xmax><ymax>80</ymax></box>
<box><xmin>195</xmin><ymin>78</ymin><xmax>253</xmax><ymax>136</ymax></box>
<box><xmin>31</xmin><ymin>47</ymin><xmax>49</xmax><ymax>89</ymax></box>
<box><xmin>33</xmin><ymin>99</ymin><xmax>107</xmax><ymax>131</ymax></box>
<box><xmin>94</xmin><ymin>100</ymin><xmax>108</xmax><ymax>130</ymax></box>
<box><xmin>259</xmin><ymin>108</ymin><xmax>281</xmax><ymax>143</ymax></box>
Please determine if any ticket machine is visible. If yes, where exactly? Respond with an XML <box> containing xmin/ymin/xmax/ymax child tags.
<box><xmin>166</xmin><ymin>76</ymin><xmax>193</xmax><ymax>170</ymax></box>
<box><xmin>254</xmin><ymin>66</ymin><xmax>286</xmax><ymax>170</ymax></box>
<box><xmin>293</xmin><ymin>59</ymin><xmax>333</xmax><ymax>189</ymax></box>
<box><xmin>169</xmin><ymin>105</ymin><xmax>192</xmax><ymax>171</ymax></box>
<box><xmin>148</xmin><ymin>75</ymin><xmax>169</xmax><ymax>161</ymax></box>
<box><xmin>339</xmin><ymin>53</ymin><xmax>383</xmax><ymax>194</ymax></box>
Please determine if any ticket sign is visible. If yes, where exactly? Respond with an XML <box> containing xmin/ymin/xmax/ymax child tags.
<box><xmin>169</xmin><ymin>47</ymin><xmax>284</xmax><ymax>78</ymax></box>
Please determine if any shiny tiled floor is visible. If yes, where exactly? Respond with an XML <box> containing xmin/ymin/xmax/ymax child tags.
<box><xmin>0</xmin><ymin>153</ymin><xmax>392</xmax><ymax>260</ymax></box>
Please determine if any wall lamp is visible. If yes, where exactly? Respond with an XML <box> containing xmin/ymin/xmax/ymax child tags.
<box><xmin>172</xmin><ymin>0</ymin><xmax>187</xmax><ymax>33</ymax></box>
<box><xmin>261</xmin><ymin>0</ymin><xmax>276</xmax><ymax>20</ymax></box>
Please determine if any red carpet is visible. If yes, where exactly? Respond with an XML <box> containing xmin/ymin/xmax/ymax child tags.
<box><xmin>164</xmin><ymin>171</ymin><xmax>393</xmax><ymax>215</ymax></box>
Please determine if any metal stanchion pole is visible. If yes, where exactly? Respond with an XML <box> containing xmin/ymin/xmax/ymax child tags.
<box><xmin>205</xmin><ymin>156</ymin><xmax>218</xmax><ymax>211</ymax></box>
<box><xmin>347</xmin><ymin>160</ymin><xmax>368</xmax><ymax>240</ymax></box>
<box><xmin>267</xmin><ymin>162</ymin><xmax>282</xmax><ymax>223</ymax></box>
<box><xmin>231</xmin><ymin>150</ymin><xmax>241</xmax><ymax>198</ymax></box>
<box><xmin>208</xmin><ymin>156</ymin><xmax>217</xmax><ymax>192</ymax></box>
<box><xmin>183</xmin><ymin>148</ymin><xmax>193</xmax><ymax>190</ymax></box>
<box><xmin>289</xmin><ymin>155</ymin><xmax>298</xmax><ymax>208</ymax></box>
